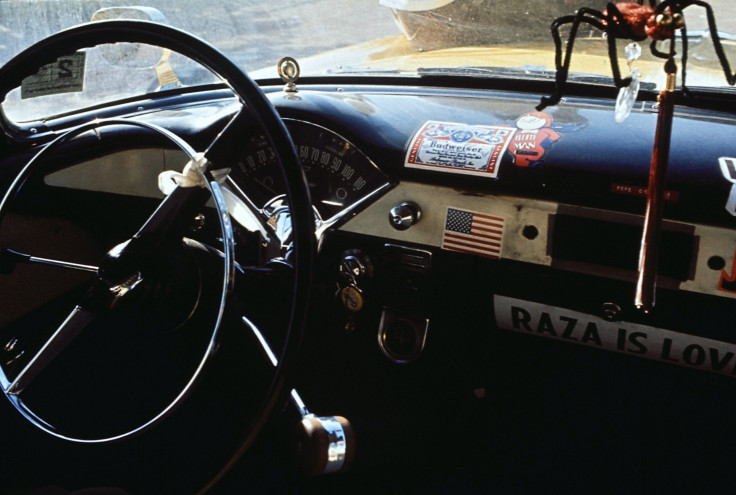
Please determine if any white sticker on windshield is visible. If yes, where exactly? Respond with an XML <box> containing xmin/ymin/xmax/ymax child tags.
<box><xmin>405</xmin><ymin>121</ymin><xmax>516</xmax><ymax>178</ymax></box>
<box><xmin>21</xmin><ymin>52</ymin><xmax>86</xmax><ymax>99</ymax></box>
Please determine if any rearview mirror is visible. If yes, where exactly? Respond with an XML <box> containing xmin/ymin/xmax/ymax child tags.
<box><xmin>91</xmin><ymin>6</ymin><xmax>168</xmax><ymax>69</ymax></box>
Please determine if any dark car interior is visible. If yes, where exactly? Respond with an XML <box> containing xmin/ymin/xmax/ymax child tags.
<box><xmin>2</xmin><ymin>4</ymin><xmax>736</xmax><ymax>494</ymax></box>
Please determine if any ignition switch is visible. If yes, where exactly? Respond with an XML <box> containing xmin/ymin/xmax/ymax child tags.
<box><xmin>340</xmin><ymin>250</ymin><xmax>372</xmax><ymax>280</ymax></box>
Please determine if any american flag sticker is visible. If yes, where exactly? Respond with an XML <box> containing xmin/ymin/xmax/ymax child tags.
<box><xmin>442</xmin><ymin>207</ymin><xmax>505</xmax><ymax>259</ymax></box>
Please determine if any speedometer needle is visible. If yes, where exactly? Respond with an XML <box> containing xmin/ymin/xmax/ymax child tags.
<box><xmin>253</xmin><ymin>177</ymin><xmax>278</xmax><ymax>196</ymax></box>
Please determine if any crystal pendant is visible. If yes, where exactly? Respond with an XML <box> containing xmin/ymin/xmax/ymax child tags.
<box><xmin>625</xmin><ymin>42</ymin><xmax>642</xmax><ymax>63</ymax></box>
<box><xmin>615</xmin><ymin>67</ymin><xmax>640</xmax><ymax>122</ymax></box>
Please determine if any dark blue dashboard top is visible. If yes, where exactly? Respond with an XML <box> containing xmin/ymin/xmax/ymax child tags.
<box><xmin>267</xmin><ymin>85</ymin><xmax>736</xmax><ymax>230</ymax></box>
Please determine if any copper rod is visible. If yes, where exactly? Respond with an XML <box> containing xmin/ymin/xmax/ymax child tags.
<box><xmin>635</xmin><ymin>66</ymin><xmax>677</xmax><ymax>312</ymax></box>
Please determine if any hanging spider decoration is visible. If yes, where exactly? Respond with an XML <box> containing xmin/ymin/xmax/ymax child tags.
<box><xmin>536</xmin><ymin>0</ymin><xmax>736</xmax><ymax>111</ymax></box>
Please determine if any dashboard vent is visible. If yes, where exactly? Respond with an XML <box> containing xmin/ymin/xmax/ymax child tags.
<box><xmin>550</xmin><ymin>212</ymin><xmax>697</xmax><ymax>282</ymax></box>
<box><xmin>380</xmin><ymin>244</ymin><xmax>432</xmax><ymax>309</ymax></box>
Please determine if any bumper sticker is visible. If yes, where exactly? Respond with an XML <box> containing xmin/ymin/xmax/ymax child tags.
<box><xmin>495</xmin><ymin>295</ymin><xmax>736</xmax><ymax>378</ymax></box>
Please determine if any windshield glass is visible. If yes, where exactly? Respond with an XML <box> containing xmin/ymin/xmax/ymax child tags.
<box><xmin>1</xmin><ymin>0</ymin><xmax>735</xmax><ymax>122</ymax></box>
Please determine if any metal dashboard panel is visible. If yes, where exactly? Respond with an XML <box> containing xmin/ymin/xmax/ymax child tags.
<box><xmin>340</xmin><ymin>181</ymin><xmax>554</xmax><ymax>264</ymax></box>
<box><xmin>340</xmin><ymin>181</ymin><xmax>736</xmax><ymax>301</ymax></box>
<box><xmin>44</xmin><ymin>148</ymin><xmax>188</xmax><ymax>198</ymax></box>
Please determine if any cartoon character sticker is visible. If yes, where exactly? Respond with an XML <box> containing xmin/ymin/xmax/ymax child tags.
<box><xmin>508</xmin><ymin>111</ymin><xmax>561</xmax><ymax>167</ymax></box>
<box><xmin>719</xmin><ymin>247</ymin><xmax>736</xmax><ymax>294</ymax></box>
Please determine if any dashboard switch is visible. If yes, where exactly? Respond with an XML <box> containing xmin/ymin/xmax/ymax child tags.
<box><xmin>389</xmin><ymin>201</ymin><xmax>421</xmax><ymax>230</ymax></box>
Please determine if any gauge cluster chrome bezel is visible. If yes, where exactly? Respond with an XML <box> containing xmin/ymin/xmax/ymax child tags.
<box><xmin>225</xmin><ymin>118</ymin><xmax>394</xmax><ymax>247</ymax></box>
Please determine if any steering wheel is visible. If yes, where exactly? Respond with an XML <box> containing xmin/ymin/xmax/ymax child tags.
<box><xmin>0</xmin><ymin>17</ymin><xmax>313</xmax><ymax>480</ymax></box>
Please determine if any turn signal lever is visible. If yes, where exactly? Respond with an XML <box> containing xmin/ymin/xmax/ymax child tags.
<box><xmin>240</xmin><ymin>316</ymin><xmax>355</xmax><ymax>475</ymax></box>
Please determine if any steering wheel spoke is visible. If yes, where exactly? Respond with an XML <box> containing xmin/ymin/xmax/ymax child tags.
<box><xmin>202</xmin><ymin>108</ymin><xmax>252</xmax><ymax>170</ymax></box>
<box><xmin>5</xmin><ymin>305</ymin><xmax>96</xmax><ymax>395</ymax></box>
<box><xmin>136</xmin><ymin>182</ymin><xmax>211</xmax><ymax>246</ymax></box>
<box><xmin>199</xmin><ymin>109</ymin><xmax>290</xmax><ymax>253</ymax></box>
<box><xmin>222</xmin><ymin>177</ymin><xmax>281</xmax><ymax>250</ymax></box>
<box><xmin>0</xmin><ymin>247</ymin><xmax>98</xmax><ymax>274</ymax></box>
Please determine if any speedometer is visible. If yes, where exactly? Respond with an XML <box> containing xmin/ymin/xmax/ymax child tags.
<box><xmin>230</xmin><ymin>119</ymin><xmax>391</xmax><ymax>221</ymax></box>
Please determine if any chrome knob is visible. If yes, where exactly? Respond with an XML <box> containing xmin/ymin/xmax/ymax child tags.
<box><xmin>389</xmin><ymin>201</ymin><xmax>420</xmax><ymax>231</ymax></box>
<box><xmin>295</xmin><ymin>415</ymin><xmax>355</xmax><ymax>475</ymax></box>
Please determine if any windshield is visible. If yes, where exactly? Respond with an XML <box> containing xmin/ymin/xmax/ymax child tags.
<box><xmin>1</xmin><ymin>0</ymin><xmax>735</xmax><ymax>122</ymax></box>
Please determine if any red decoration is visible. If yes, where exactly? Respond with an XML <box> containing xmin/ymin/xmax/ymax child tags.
<box><xmin>602</xmin><ymin>2</ymin><xmax>675</xmax><ymax>41</ymax></box>
<box><xmin>611</xmin><ymin>2</ymin><xmax>654</xmax><ymax>39</ymax></box>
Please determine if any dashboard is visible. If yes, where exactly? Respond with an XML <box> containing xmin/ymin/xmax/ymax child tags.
<box><xmin>3</xmin><ymin>79</ymin><xmax>736</xmax><ymax>493</ymax></box>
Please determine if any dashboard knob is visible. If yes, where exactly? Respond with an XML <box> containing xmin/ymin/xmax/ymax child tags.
<box><xmin>389</xmin><ymin>201</ymin><xmax>421</xmax><ymax>230</ymax></box>
<box><xmin>294</xmin><ymin>415</ymin><xmax>355</xmax><ymax>476</ymax></box>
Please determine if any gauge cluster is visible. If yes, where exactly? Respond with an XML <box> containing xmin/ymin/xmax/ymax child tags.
<box><xmin>230</xmin><ymin>119</ymin><xmax>392</xmax><ymax>222</ymax></box>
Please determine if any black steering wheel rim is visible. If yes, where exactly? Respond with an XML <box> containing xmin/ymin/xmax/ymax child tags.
<box><xmin>0</xmin><ymin>18</ymin><xmax>314</xmax><ymax>486</ymax></box>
